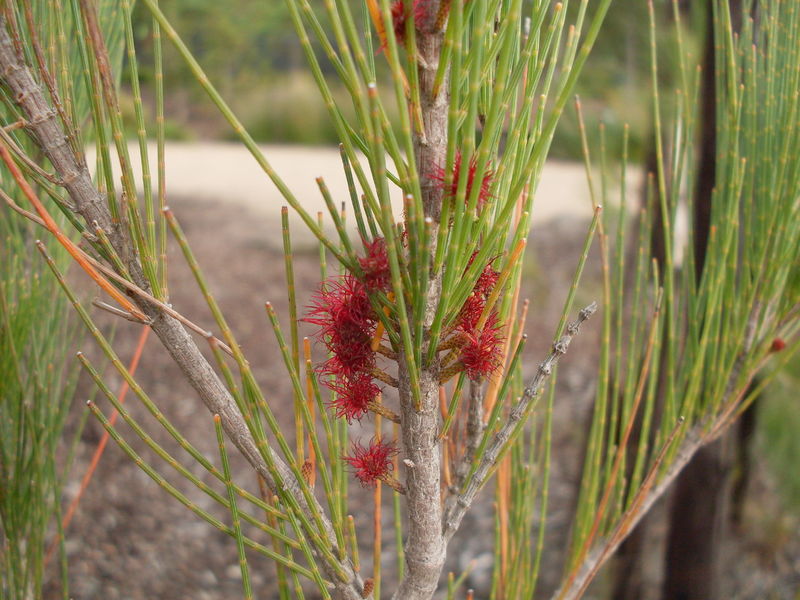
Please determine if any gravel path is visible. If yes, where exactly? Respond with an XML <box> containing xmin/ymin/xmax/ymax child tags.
<box><xmin>88</xmin><ymin>142</ymin><xmax>620</xmax><ymax>248</ymax></box>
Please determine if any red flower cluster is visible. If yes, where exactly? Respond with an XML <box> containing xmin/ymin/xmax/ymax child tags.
<box><xmin>457</xmin><ymin>253</ymin><xmax>500</xmax><ymax>331</ymax></box>
<box><xmin>343</xmin><ymin>438</ymin><xmax>398</xmax><ymax>487</ymax></box>
<box><xmin>304</xmin><ymin>237</ymin><xmax>391</xmax><ymax>422</ymax></box>
<box><xmin>327</xmin><ymin>372</ymin><xmax>381</xmax><ymax>422</ymax></box>
<box><xmin>459</xmin><ymin>311</ymin><xmax>504</xmax><ymax>379</ymax></box>
<box><xmin>390</xmin><ymin>0</ymin><xmax>429</xmax><ymax>44</ymax></box>
<box><xmin>454</xmin><ymin>253</ymin><xmax>504</xmax><ymax>380</ymax></box>
<box><xmin>358</xmin><ymin>236</ymin><xmax>392</xmax><ymax>291</ymax></box>
<box><xmin>432</xmin><ymin>150</ymin><xmax>494</xmax><ymax>212</ymax></box>
<box><xmin>305</xmin><ymin>275</ymin><xmax>376</xmax><ymax>378</ymax></box>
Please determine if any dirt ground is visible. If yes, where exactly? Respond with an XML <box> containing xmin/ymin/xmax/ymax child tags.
<box><xmin>44</xmin><ymin>193</ymin><xmax>798</xmax><ymax>599</ymax></box>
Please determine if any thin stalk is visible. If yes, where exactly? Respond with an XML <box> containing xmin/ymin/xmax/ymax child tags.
<box><xmin>152</xmin><ymin>0</ymin><xmax>167</xmax><ymax>298</ymax></box>
<box><xmin>266</xmin><ymin>304</ymin><xmax>348</xmax><ymax>559</ymax></box>
<box><xmin>366</xmin><ymin>82</ymin><xmax>421</xmax><ymax>409</ymax></box>
<box><xmin>77</xmin><ymin>352</ymin><xmax>295</xmax><ymax>546</ymax></box>
<box><xmin>214</xmin><ymin>415</ymin><xmax>254</xmax><ymax>600</ymax></box>
<box><xmin>281</xmin><ymin>207</ymin><xmax>304</xmax><ymax>463</ymax></box>
<box><xmin>346</xmin><ymin>515</ymin><xmax>360</xmax><ymax>573</ymax></box>
<box><xmin>120</xmin><ymin>0</ymin><xmax>156</xmax><ymax>266</ymax></box>
<box><xmin>373</xmin><ymin>412</ymin><xmax>383</xmax><ymax>600</ymax></box>
<box><xmin>392</xmin><ymin>421</ymin><xmax>405</xmax><ymax>581</ymax></box>
<box><xmin>85</xmin><ymin>402</ymin><xmax>317</xmax><ymax>579</ymax></box>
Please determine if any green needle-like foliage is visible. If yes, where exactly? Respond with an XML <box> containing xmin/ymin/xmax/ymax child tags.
<box><xmin>0</xmin><ymin>213</ymin><xmax>82</xmax><ymax>600</ymax></box>
<box><xmin>0</xmin><ymin>2</ymin><xmax>126</xmax><ymax>597</ymax></box>
<box><xmin>0</xmin><ymin>0</ymin><xmax>796</xmax><ymax>599</ymax></box>
<box><xmin>557</xmin><ymin>3</ymin><xmax>800</xmax><ymax>597</ymax></box>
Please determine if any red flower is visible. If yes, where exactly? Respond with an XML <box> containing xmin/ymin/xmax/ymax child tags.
<box><xmin>327</xmin><ymin>373</ymin><xmax>381</xmax><ymax>423</ymax></box>
<box><xmin>343</xmin><ymin>438</ymin><xmax>398</xmax><ymax>487</ymax></box>
<box><xmin>318</xmin><ymin>337</ymin><xmax>376</xmax><ymax>378</ymax></box>
<box><xmin>455</xmin><ymin>253</ymin><xmax>500</xmax><ymax>331</ymax></box>
<box><xmin>457</xmin><ymin>292</ymin><xmax>485</xmax><ymax>332</ymax></box>
<box><xmin>303</xmin><ymin>274</ymin><xmax>377</xmax><ymax>378</ymax></box>
<box><xmin>459</xmin><ymin>311</ymin><xmax>504</xmax><ymax>380</ymax></box>
<box><xmin>304</xmin><ymin>275</ymin><xmax>373</xmax><ymax>335</ymax></box>
<box><xmin>358</xmin><ymin>237</ymin><xmax>391</xmax><ymax>291</ymax></box>
<box><xmin>432</xmin><ymin>150</ymin><xmax>494</xmax><ymax>211</ymax></box>
<box><xmin>474</xmin><ymin>260</ymin><xmax>500</xmax><ymax>297</ymax></box>
<box><xmin>390</xmin><ymin>0</ymin><xmax>429</xmax><ymax>45</ymax></box>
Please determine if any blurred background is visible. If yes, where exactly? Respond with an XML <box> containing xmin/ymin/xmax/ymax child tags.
<box><xmin>124</xmin><ymin>0</ymin><xmax>656</xmax><ymax>156</ymax></box>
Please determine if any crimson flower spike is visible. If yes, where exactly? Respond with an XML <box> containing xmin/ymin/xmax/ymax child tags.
<box><xmin>358</xmin><ymin>236</ymin><xmax>391</xmax><ymax>292</ymax></box>
<box><xmin>303</xmin><ymin>274</ymin><xmax>377</xmax><ymax>377</ymax></box>
<box><xmin>327</xmin><ymin>373</ymin><xmax>381</xmax><ymax>423</ymax></box>
<box><xmin>343</xmin><ymin>438</ymin><xmax>405</xmax><ymax>493</ymax></box>
<box><xmin>459</xmin><ymin>311</ymin><xmax>505</xmax><ymax>380</ymax></box>
<box><xmin>432</xmin><ymin>150</ymin><xmax>494</xmax><ymax>212</ymax></box>
<box><xmin>456</xmin><ymin>254</ymin><xmax>501</xmax><ymax>331</ymax></box>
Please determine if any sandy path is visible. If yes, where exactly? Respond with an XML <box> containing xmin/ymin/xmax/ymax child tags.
<box><xmin>90</xmin><ymin>142</ymin><xmax>629</xmax><ymax>248</ymax></box>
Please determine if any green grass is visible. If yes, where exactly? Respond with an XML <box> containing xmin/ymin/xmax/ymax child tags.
<box><xmin>0</xmin><ymin>208</ymin><xmax>83</xmax><ymax>600</ymax></box>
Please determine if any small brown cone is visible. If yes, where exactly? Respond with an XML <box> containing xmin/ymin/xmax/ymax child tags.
<box><xmin>301</xmin><ymin>459</ymin><xmax>314</xmax><ymax>485</ymax></box>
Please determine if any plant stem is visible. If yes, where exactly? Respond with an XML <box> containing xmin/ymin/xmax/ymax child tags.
<box><xmin>392</xmin><ymin>3</ymin><xmax>450</xmax><ymax>598</ymax></box>
<box><xmin>442</xmin><ymin>303</ymin><xmax>598</xmax><ymax>542</ymax></box>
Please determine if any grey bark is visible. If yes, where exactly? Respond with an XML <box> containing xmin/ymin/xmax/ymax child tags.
<box><xmin>392</xmin><ymin>6</ymin><xmax>449</xmax><ymax>597</ymax></box>
<box><xmin>442</xmin><ymin>304</ymin><xmax>597</xmax><ymax>543</ymax></box>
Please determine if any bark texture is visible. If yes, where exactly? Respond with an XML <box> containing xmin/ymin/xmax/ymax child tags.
<box><xmin>393</xmin><ymin>8</ymin><xmax>449</xmax><ymax>598</ymax></box>
<box><xmin>662</xmin><ymin>439</ymin><xmax>732</xmax><ymax>600</ymax></box>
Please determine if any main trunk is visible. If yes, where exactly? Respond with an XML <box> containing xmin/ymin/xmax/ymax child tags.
<box><xmin>393</xmin><ymin>11</ymin><xmax>449</xmax><ymax>599</ymax></box>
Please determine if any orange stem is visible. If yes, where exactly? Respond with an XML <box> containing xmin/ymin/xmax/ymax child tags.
<box><xmin>497</xmin><ymin>456</ymin><xmax>511</xmax><ymax>596</ymax></box>
<box><xmin>365</xmin><ymin>0</ymin><xmax>389</xmax><ymax>49</ymax></box>
<box><xmin>371</xmin><ymin>292</ymin><xmax>393</xmax><ymax>352</ymax></box>
<box><xmin>303</xmin><ymin>337</ymin><xmax>317</xmax><ymax>488</ymax></box>
<box><xmin>0</xmin><ymin>143</ymin><xmax>147</xmax><ymax>321</ymax></box>
<box><xmin>373</xmin><ymin>412</ymin><xmax>383</xmax><ymax>599</ymax></box>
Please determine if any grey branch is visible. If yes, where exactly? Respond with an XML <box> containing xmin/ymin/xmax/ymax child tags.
<box><xmin>0</xmin><ymin>18</ymin><xmax>365</xmax><ymax>600</ymax></box>
<box><xmin>551</xmin><ymin>424</ymin><xmax>701</xmax><ymax>600</ymax></box>
<box><xmin>451</xmin><ymin>379</ymin><xmax>486</xmax><ymax>490</ymax></box>
<box><xmin>442</xmin><ymin>302</ymin><xmax>598</xmax><ymax>542</ymax></box>
<box><xmin>551</xmin><ymin>304</ymin><xmax>762</xmax><ymax>600</ymax></box>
